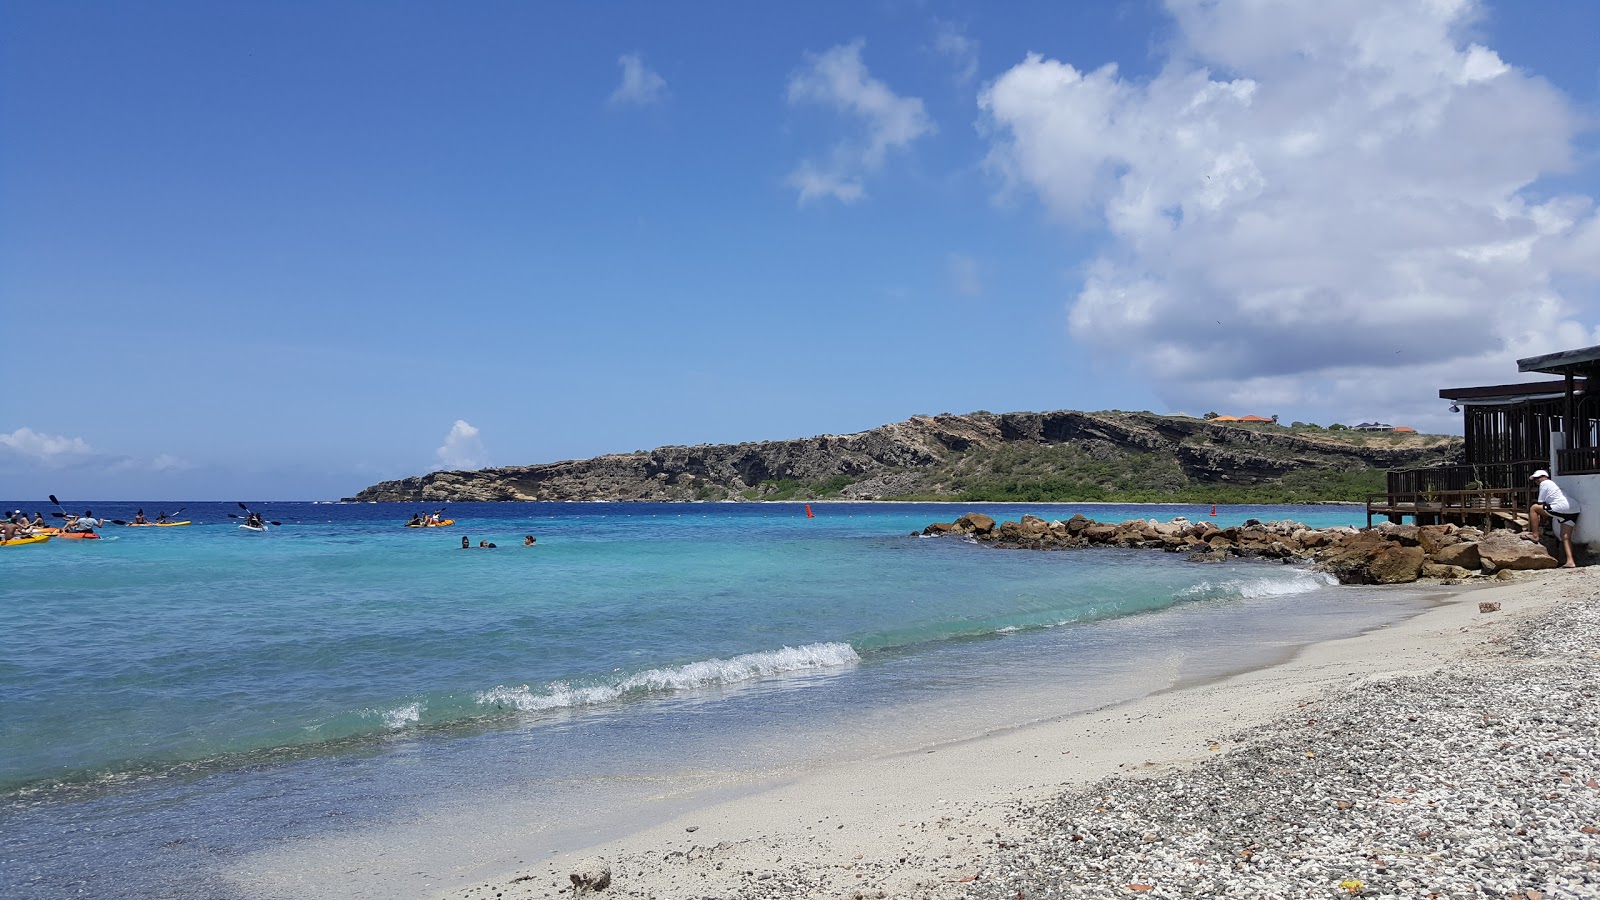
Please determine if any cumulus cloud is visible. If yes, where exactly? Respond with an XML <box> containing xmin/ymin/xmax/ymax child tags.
<box><xmin>435</xmin><ymin>420</ymin><xmax>487</xmax><ymax>471</ymax></box>
<box><xmin>609</xmin><ymin>53</ymin><xmax>667</xmax><ymax>107</ymax></box>
<box><xmin>979</xmin><ymin>0</ymin><xmax>1599</xmax><ymax>430</ymax></box>
<box><xmin>0</xmin><ymin>427</ymin><xmax>94</xmax><ymax>467</ymax></box>
<box><xmin>786</xmin><ymin>40</ymin><xmax>936</xmax><ymax>204</ymax></box>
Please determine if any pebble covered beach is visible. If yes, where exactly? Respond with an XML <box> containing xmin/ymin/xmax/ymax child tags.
<box><xmin>964</xmin><ymin>585</ymin><xmax>1600</xmax><ymax>899</ymax></box>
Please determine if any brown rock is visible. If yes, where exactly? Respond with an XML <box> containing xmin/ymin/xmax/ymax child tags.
<box><xmin>1317</xmin><ymin>532</ymin><xmax>1399</xmax><ymax>584</ymax></box>
<box><xmin>1431</xmin><ymin>541</ymin><xmax>1481</xmax><ymax>570</ymax></box>
<box><xmin>1421</xmin><ymin>563</ymin><xmax>1472</xmax><ymax>580</ymax></box>
<box><xmin>1417</xmin><ymin>525</ymin><xmax>1460</xmax><ymax>554</ymax></box>
<box><xmin>923</xmin><ymin>522</ymin><xmax>955</xmax><ymax>535</ymax></box>
<box><xmin>1369</xmin><ymin>545</ymin><xmax>1426</xmax><ymax>583</ymax></box>
<box><xmin>955</xmin><ymin>513</ymin><xmax>996</xmax><ymax>535</ymax></box>
<box><xmin>1017</xmin><ymin>514</ymin><xmax>1050</xmax><ymax>537</ymax></box>
<box><xmin>1083</xmin><ymin>524</ymin><xmax>1117</xmax><ymax>542</ymax></box>
<box><xmin>1379</xmin><ymin>524</ymin><xmax>1421</xmax><ymax>546</ymax></box>
<box><xmin>1064</xmin><ymin>514</ymin><xmax>1092</xmax><ymax>535</ymax></box>
<box><xmin>1476</xmin><ymin>531</ymin><xmax>1559</xmax><ymax>572</ymax></box>
<box><xmin>1479</xmin><ymin>601</ymin><xmax>1501</xmax><ymax>613</ymax></box>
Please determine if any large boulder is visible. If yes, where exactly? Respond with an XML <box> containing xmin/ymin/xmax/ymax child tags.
<box><xmin>1476</xmin><ymin>531</ymin><xmax>1559</xmax><ymax>572</ymax></box>
<box><xmin>1421</xmin><ymin>563</ymin><xmax>1473</xmax><ymax>580</ymax></box>
<box><xmin>1430</xmin><ymin>541</ymin><xmax>1481</xmax><ymax>570</ymax></box>
<box><xmin>1417</xmin><ymin>525</ymin><xmax>1461</xmax><ymax>555</ymax></box>
<box><xmin>1316</xmin><ymin>532</ymin><xmax>1398</xmax><ymax>584</ymax></box>
<box><xmin>955</xmin><ymin>513</ymin><xmax>996</xmax><ymax>535</ymax></box>
<box><xmin>1368</xmin><ymin>545</ymin><xmax>1426</xmax><ymax>583</ymax></box>
<box><xmin>1017</xmin><ymin>514</ymin><xmax>1051</xmax><ymax>537</ymax></box>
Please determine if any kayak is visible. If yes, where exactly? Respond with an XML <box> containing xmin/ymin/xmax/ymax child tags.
<box><xmin>405</xmin><ymin>519</ymin><xmax>456</xmax><ymax>527</ymax></box>
<box><xmin>125</xmin><ymin>521</ymin><xmax>192</xmax><ymax>527</ymax></box>
<box><xmin>239</xmin><ymin>524</ymin><xmax>269</xmax><ymax>532</ymax></box>
<box><xmin>0</xmin><ymin>534</ymin><xmax>50</xmax><ymax>547</ymax></box>
<box><xmin>52</xmin><ymin>531</ymin><xmax>100</xmax><ymax>540</ymax></box>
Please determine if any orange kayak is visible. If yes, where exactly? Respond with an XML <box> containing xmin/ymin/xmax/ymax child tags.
<box><xmin>51</xmin><ymin>531</ymin><xmax>100</xmax><ymax>540</ymax></box>
<box><xmin>405</xmin><ymin>519</ymin><xmax>456</xmax><ymax>527</ymax></box>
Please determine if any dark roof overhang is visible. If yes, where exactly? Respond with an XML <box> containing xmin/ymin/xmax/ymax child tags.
<box><xmin>1439</xmin><ymin>379</ymin><xmax>1585</xmax><ymax>403</ymax></box>
<box><xmin>1518</xmin><ymin>345</ymin><xmax>1600</xmax><ymax>377</ymax></box>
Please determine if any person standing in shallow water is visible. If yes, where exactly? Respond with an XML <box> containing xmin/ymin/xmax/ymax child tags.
<box><xmin>1528</xmin><ymin>469</ymin><xmax>1580</xmax><ymax>568</ymax></box>
<box><xmin>524</xmin><ymin>535</ymin><xmax>536</xmax><ymax>546</ymax></box>
<box><xmin>461</xmin><ymin>536</ymin><xmax>470</xmax><ymax>549</ymax></box>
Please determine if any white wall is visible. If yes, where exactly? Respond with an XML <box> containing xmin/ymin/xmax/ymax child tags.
<box><xmin>1556</xmin><ymin>473</ymin><xmax>1600</xmax><ymax>552</ymax></box>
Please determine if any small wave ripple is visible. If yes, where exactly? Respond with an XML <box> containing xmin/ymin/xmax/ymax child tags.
<box><xmin>476</xmin><ymin>642</ymin><xmax>861</xmax><ymax>712</ymax></box>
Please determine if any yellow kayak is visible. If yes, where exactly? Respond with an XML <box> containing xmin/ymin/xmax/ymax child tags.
<box><xmin>0</xmin><ymin>534</ymin><xmax>51</xmax><ymax>547</ymax></box>
<box><xmin>405</xmin><ymin>519</ymin><xmax>456</xmax><ymax>527</ymax></box>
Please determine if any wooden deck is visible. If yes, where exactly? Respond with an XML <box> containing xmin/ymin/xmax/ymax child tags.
<box><xmin>1365</xmin><ymin>487</ymin><xmax>1532</xmax><ymax>529</ymax></box>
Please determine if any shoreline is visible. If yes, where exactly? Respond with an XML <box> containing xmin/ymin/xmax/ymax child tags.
<box><xmin>436</xmin><ymin>570</ymin><xmax>1595</xmax><ymax>900</ymax></box>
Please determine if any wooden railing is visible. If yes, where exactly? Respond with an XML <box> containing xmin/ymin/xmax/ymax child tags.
<box><xmin>1557</xmin><ymin>447</ymin><xmax>1600</xmax><ymax>476</ymax></box>
<box><xmin>1366</xmin><ymin>487</ymin><xmax>1534</xmax><ymax>529</ymax></box>
<box><xmin>1385</xmin><ymin>460</ymin><xmax>1546</xmax><ymax>495</ymax></box>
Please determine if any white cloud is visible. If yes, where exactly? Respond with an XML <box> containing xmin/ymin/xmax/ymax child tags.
<box><xmin>786</xmin><ymin>40</ymin><xmax>936</xmax><ymax>205</ymax></box>
<box><xmin>979</xmin><ymin>0</ymin><xmax>1600</xmax><ymax>431</ymax></box>
<box><xmin>434</xmin><ymin>420</ymin><xmax>487</xmax><ymax>471</ymax></box>
<box><xmin>609</xmin><ymin>53</ymin><xmax>667</xmax><ymax>107</ymax></box>
<box><xmin>0</xmin><ymin>427</ymin><xmax>94</xmax><ymax>467</ymax></box>
<box><xmin>933</xmin><ymin>22</ymin><xmax>979</xmax><ymax>85</ymax></box>
<box><xmin>949</xmin><ymin>253</ymin><xmax>983</xmax><ymax>297</ymax></box>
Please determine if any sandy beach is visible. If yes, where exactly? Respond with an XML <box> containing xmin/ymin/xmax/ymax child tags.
<box><xmin>441</xmin><ymin>570</ymin><xmax>1599</xmax><ymax>900</ymax></box>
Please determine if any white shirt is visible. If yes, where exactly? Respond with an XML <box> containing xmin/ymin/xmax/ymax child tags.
<box><xmin>1538</xmin><ymin>479</ymin><xmax>1577</xmax><ymax>514</ymax></box>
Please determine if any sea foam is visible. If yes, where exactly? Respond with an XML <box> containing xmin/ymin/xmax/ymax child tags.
<box><xmin>476</xmin><ymin>642</ymin><xmax>861</xmax><ymax>712</ymax></box>
<box><xmin>1178</xmin><ymin>569</ymin><xmax>1337</xmax><ymax>602</ymax></box>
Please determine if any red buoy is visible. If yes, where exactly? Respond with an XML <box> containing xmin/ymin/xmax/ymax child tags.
<box><xmin>1209</xmin><ymin>503</ymin><xmax>1217</xmax><ymax>517</ymax></box>
<box><xmin>805</xmin><ymin>504</ymin><xmax>814</xmax><ymax>518</ymax></box>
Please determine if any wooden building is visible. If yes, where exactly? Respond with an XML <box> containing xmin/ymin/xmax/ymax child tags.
<box><xmin>1367</xmin><ymin>344</ymin><xmax>1600</xmax><ymax>537</ymax></box>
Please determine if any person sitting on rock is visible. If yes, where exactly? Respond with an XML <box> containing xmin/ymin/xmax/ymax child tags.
<box><xmin>1528</xmin><ymin>469</ymin><xmax>1580</xmax><ymax>568</ymax></box>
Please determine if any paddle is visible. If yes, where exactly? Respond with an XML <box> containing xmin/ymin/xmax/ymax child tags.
<box><xmin>157</xmin><ymin>507</ymin><xmax>185</xmax><ymax>523</ymax></box>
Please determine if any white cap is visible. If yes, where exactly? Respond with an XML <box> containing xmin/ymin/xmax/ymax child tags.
<box><xmin>1530</xmin><ymin>469</ymin><xmax>1550</xmax><ymax>480</ymax></box>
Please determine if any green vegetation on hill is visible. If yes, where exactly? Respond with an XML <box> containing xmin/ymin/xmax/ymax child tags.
<box><xmin>348</xmin><ymin>409</ymin><xmax>1458</xmax><ymax>504</ymax></box>
<box><xmin>721</xmin><ymin>436</ymin><xmax>1394</xmax><ymax>504</ymax></box>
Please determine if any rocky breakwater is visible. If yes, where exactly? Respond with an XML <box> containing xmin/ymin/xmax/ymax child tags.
<box><xmin>922</xmin><ymin>513</ymin><xmax>1563</xmax><ymax>584</ymax></box>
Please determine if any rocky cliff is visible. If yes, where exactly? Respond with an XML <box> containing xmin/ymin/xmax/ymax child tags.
<box><xmin>344</xmin><ymin>411</ymin><xmax>1461</xmax><ymax>503</ymax></box>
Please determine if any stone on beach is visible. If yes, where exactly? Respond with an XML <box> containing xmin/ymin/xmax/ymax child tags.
<box><xmin>569</xmin><ymin>857</ymin><xmax>611</xmax><ymax>894</ymax></box>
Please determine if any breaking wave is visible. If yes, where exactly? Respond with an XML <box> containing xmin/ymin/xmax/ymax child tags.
<box><xmin>476</xmin><ymin>642</ymin><xmax>861</xmax><ymax>712</ymax></box>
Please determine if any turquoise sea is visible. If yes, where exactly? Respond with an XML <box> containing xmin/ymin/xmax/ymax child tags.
<box><xmin>0</xmin><ymin>501</ymin><xmax>1435</xmax><ymax>898</ymax></box>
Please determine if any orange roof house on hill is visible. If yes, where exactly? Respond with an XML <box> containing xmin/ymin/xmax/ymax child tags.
<box><xmin>1392</xmin><ymin>426</ymin><xmax>1416</xmax><ymax>433</ymax></box>
<box><xmin>1208</xmin><ymin>414</ymin><xmax>1275</xmax><ymax>423</ymax></box>
<box><xmin>1236</xmin><ymin>415</ymin><xmax>1273</xmax><ymax>423</ymax></box>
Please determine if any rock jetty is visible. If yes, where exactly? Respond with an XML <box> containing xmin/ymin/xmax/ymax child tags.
<box><xmin>921</xmin><ymin>513</ymin><xmax>1561</xmax><ymax>584</ymax></box>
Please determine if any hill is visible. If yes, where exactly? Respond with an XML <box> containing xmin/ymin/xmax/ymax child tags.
<box><xmin>344</xmin><ymin>410</ymin><xmax>1460</xmax><ymax>504</ymax></box>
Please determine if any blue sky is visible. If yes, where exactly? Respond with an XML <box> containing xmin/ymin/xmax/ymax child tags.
<box><xmin>3</xmin><ymin>1</ymin><xmax>1599</xmax><ymax>499</ymax></box>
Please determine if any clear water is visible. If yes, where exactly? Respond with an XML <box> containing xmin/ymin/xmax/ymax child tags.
<box><xmin>0</xmin><ymin>501</ymin><xmax>1426</xmax><ymax>898</ymax></box>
